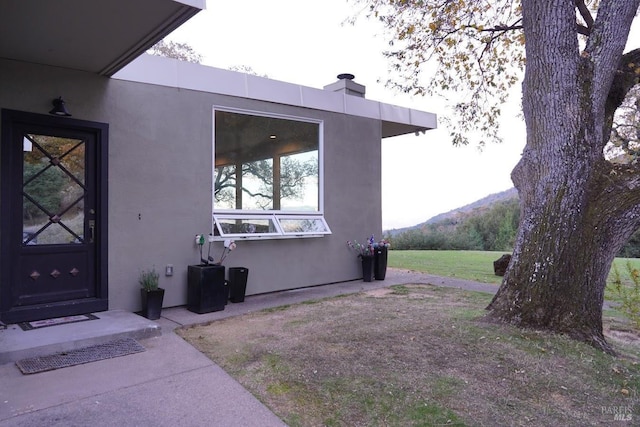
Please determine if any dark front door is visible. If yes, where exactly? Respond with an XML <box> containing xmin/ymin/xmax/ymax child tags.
<box><xmin>1</xmin><ymin>110</ymin><xmax>108</xmax><ymax>323</ymax></box>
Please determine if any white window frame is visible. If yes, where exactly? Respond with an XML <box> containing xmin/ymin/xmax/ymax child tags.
<box><xmin>212</xmin><ymin>213</ymin><xmax>331</xmax><ymax>240</ymax></box>
<box><xmin>212</xmin><ymin>107</ymin><xmax>330</xmax><ymax>240</ymax></box>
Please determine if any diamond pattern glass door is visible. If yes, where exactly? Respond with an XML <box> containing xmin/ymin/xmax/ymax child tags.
<box><xmin>22</xmin><ymin>134</ymin><xmax>86</xmax><ymax>246</ymax></box>
<box><xmin>1</xmin><ymin>109</ymin><xmax>107</xmax><ymax>324</ymax></box>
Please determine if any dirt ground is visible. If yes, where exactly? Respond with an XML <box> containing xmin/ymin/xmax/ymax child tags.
<box><xmin>178</xmin><ymin>284</ymin><xmax>640</xmax><ymax>426</ymax></box>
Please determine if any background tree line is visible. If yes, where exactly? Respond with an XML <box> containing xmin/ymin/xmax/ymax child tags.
<box><xmin>389</xmin><ymin>198</ymin><xmax>640</xmax><ymax>257</ymax></box>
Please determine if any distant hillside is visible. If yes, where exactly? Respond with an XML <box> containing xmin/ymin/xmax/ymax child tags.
<box><xmin>385</xmin><ymin>186</ymin><xmax>640</xmax><ymax>257</ymax></box>
<box><xmin>386</xmin><ymin>188</ymin><xmax>518</xmax><ymax>236</ymax></box>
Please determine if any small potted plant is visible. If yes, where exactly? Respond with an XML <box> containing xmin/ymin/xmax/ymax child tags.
<box><xmin>347</xmin><ymin>235</ymin><xmax>376</xmax><ymax>282</ymax></box>
<box><xmin>139</xmin><ymin>267</ymin><xmax>164</xmax><ymax>320</ymax></box>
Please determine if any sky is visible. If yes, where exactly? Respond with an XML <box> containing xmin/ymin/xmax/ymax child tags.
<box><xmin>165</xmin><ymin>0</ymin><xmax>527</xmax><ymax>229</ymax></box>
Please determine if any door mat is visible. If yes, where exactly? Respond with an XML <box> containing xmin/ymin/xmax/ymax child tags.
<box><xmin>18</xmin><ymin>314</ymin><xmax>99</xmax><ymax>331</ymax></box>
<box><xmin>15</xmin><ymin>337</ymin><xmax>146</xmax><ymax>375</ymax></box>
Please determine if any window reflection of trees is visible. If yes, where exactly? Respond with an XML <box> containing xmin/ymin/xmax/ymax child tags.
<box><xmin>279</xmin><ymin>218</ymin><xmax>327</xmax><ymax>233</ymax></box>
<box><xmin>216</xmin><ymin>218</ymin><xmax>276</xmax><ymax>235</ymax></box>
<box><xmin>214</xmin><ymin>110</ymin><xmax>319</xmax><ymax>211</ymax></box>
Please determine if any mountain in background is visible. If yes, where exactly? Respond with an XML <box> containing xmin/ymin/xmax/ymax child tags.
<box><xmin>386</xmin><ymin>187</ymin><xmax>518</xmax><ymax>236</ymax></box>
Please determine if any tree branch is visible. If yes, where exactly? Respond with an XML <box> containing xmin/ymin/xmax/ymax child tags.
<box><xmin>484</xmin><ymin>21</ymin><xmax>523</xmax><ymax>32</ymax></box>
<box><xmin>597</xmin><ymin>163</ymin><xmax>640</xmax><ymax>235</ymax></box>
<box><xmin>242</xmin><ymin>189</ymin><xmax>272</xmax><ymax>200</ymax></box>
<box><xmin>575</xmin><ymin>0</ymin><xmax>594</xmax><ymax>29</ymax></box>
<box><xmin>603</xmin><ymin>48</ymin><xmax>640</xmax><ymax>143</ymax></box>
<box><xmin>576</xmin><ymin>24</ymin><xmax>590</xmax><ymax>36</ymax></box>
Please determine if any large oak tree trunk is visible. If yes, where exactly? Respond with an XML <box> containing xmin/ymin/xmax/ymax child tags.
<box><xmin>486</xmin><ymin>0</ymin><xmax>640</xmax><ymax>354</ymax></box>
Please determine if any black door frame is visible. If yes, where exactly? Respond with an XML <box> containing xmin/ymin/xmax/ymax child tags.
<box><xmin>1</xmin><ymin>109</ymin><xmax>109</xmax><ymax>323</ymax></box>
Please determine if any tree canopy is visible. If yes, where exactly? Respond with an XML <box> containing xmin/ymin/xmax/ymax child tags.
<box><xmin>352</xmin><ymin>0</ymin><xmax>639</xmax><ymax>151</ymax></box>
<box><xmin>352</xmin><ymin>0</ymin><xmax>526</xmax><ymax>146</ymax></box>
<box><xmin>147</xmin><ymin>40</ymin><xmax>203</xmax><ymax>63</ymax></box>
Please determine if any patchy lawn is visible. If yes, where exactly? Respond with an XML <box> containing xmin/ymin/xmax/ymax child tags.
<box><xmin>177</xmin><ymin>284</ymin><xmax>640</xmax><ymax>426</ymax></box>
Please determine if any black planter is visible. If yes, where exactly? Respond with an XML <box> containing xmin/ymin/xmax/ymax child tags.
<box><xmin>228</xmin><ymin>267</ymin><xmax>249</xmax><ymax>303</ymax></box>
<box><xmin>361</xmin><ymin>255</ymin><xmax>374</xmax><ymax>282</ymax></box>
<box><xmin>141</xmin><ymin>288</ymin><xmax>165</xmax><ymax>320</ymax></box>
<box><xmin>187</xmin><ymin>264</ymin><xmax>228</xmax><ymax>314</ymax></box>
<box><xmin>374</xmin><ymin>247</ymin><xmax>388</xmax><ymax>280</ymax></box>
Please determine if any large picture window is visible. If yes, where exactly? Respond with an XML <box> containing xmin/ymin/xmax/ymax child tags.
<box><xmin>213</xmin><ymin>108</ymin><xmax>330</xmax><ymax>239</ymax></box>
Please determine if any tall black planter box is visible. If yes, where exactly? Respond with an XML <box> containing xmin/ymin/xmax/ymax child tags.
<box><xmin>187</xmin><ymin>265</ymin><xmax>227</xmax><ymax>314</ymax></box>
<box><xmin>141</xmin><ymin>288</ymin><xmax>165</xmax><ymax>320</ymax></box>
<box><xmin>228</xmin><ymin>267</ymin><xmax>249</xmax><ymax>303</ymax></box>
<box><xmin>361</xmin><ymin>255</ymin><xmax>374</xmax><ymax>282</ymax></box>
<box><xmin>374</xmin><ymin>247</ymin><xmax>388</xmax><ymax>280</ymax></box>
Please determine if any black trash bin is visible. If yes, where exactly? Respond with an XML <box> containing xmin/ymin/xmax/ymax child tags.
<box><xmin>228</xmin><ymin>267</ymin><xmax>249</xmax><ymax>303</ymax></box>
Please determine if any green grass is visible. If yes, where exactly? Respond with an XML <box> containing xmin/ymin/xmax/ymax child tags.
<box><xmin>389</xmin><ymin>250</ymin><xmax>640</xmax><ymax>328</ymax></box>
<box><xmin>388</xmin><ymin>250</ymin><xmax>507</xmax><ymax>284</ymax></box>
<box><xmin>389</xmin><ymin>250</ymin><xmax>640</xmax><ymax>289</ymax></box>
<box><xmin>611</xmin><ymin>257</ymin><xmax>640</xmax><ymax>272</ymax></box>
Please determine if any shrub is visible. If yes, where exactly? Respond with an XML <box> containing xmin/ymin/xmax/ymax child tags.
<box><xmin>139</xmin><ymin>268</ymin><xmax>160</xmax><ymax>291</ymax></box>
<box><xmin>611</xmin><ymin>262</ymin><xmax>640</xmax><ymax>329</ymax></box>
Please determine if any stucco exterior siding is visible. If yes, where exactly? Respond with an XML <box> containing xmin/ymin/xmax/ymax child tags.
<box><xmin>1</xmin><ymin>58</ymin><xmax>382</xmax><ymax>313</ymax></box>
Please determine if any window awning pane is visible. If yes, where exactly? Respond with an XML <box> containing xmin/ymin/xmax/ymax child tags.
<box><xmin>213</xmin><ymin>215</ymin><xmax>281</xmax><ymax>237</ymax></box>
<box><xmin>278</xmin><ymin>216</ymin><xmax>330</xmax><ymax>235</ymax></box>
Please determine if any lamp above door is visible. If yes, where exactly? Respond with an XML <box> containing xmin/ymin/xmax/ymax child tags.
<box><xmin>49</xmin><ymin>97</ymin><xmax>72</xmax><ymax>117</ymax></box>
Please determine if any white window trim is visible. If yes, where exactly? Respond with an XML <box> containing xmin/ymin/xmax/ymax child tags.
<box><xmin>212</xmin><ymin>106</ymin><xmax>331</xmax><ymax>240</ymax></box>
<box><xmin>213</xmin><ymin>213</ymin><xmax>331</xmax><ymax>240</ymax></box>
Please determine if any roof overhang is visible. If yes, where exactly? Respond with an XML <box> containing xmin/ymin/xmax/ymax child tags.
<box><xmin>115</xmin><ymin>55</ymin><xmax>438</xmax><ymax>137</ymax></box>
<box><xmin>0</xmin><ymin>0</ymin><xmax>204</xmax><ymax>76</ymax></box>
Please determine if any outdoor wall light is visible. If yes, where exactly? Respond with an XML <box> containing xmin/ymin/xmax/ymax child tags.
<box><xmin>49</xmin><ymin>96</ymin><xmax>72</xmax><ymax>117</ymax></box>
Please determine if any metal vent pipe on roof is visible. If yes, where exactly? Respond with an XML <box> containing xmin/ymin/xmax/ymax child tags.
<box><xmin>323</xmin><ymin>73</ymin><xmax>365</xmax><ymax>98</ymax></box>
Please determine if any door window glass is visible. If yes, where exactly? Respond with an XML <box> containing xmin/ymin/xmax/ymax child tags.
<box><xmin>22</xmin><ymin>134</ymin><xmax>86</xmax><ymax>245</ymax></box>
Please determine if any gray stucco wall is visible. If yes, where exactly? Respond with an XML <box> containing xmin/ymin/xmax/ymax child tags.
<box><xmin>0</xmin><ymin>59</ymin><xmax>383</xmax><ymax>313</ymax></box>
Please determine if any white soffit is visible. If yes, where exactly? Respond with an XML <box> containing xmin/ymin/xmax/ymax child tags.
<box><xmin>114</xmin><ymin>55</ymin><xmax>438</xmax><ymax>137</ymax></box>
<box><xmin>0</xmin><ymin>0</ymin><xmax>204</xmax><ymax>76</ymax></box>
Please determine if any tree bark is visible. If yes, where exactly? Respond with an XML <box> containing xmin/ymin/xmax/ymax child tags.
<box><xmin>486</xmin><ymin>0</ymin><xmax>640</xmax><ymax>354</ymax></box>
